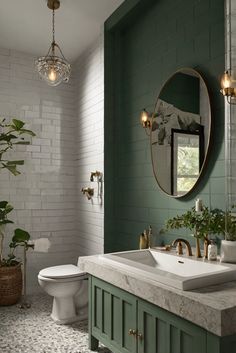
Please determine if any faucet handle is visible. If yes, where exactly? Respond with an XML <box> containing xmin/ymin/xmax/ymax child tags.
<box><xmin>175</xmin><ymin>241</ymin><xmax>183</xmax><ymax>255</ymax></box>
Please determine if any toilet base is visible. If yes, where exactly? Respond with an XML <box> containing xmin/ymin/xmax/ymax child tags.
<box><xmin>51</xmin><ymin>296</ymin><xmax>77</xmax><ymax>324</ymax></box>
<box><xmin>77</xmin><ymin>306</ymin><xmax>88</xmax><ymax>321</ymax></box>
<box><xmin>51</xmin><ymin>296</ymin><xmax>88</xmax><ymax>325</ymax></box>
<box><xmin>51</xmin><ymin>313</ymin><xmax>80</xmax><ymax>325</ymax></box>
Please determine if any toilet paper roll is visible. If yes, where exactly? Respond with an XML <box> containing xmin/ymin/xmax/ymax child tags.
<box><xmin>33</xmin><ymin>238</ymin><xmax>51</xmax><ymax>252</ymax></box>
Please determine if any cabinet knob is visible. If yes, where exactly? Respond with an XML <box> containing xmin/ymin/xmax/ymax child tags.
<box><xmin>136</xmin><ymin>332</ymin><xmax>143</xmax><ymax>340</ymax></box>
<box><xmin>128</xmin><ymin>329</ymin><xmax>136</xmax><ymax>336</ymax></box>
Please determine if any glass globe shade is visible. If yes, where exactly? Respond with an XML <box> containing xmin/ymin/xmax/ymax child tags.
<box><xmin>35</xmin><ymin>55</ymin><xmax>71</xmax><ymax>87</ymax></box>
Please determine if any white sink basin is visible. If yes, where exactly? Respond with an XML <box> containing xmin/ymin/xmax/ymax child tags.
<box><xmin>99</xmin><ymin>249</ymin><xmax>236</xmax><ymax>290</ymax></box>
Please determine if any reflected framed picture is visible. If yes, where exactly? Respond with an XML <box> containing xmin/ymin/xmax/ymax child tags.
<box><xmin>171</xmin><ymin>128</ymin><xmax>204</xmax><ymax>196</ymax></box>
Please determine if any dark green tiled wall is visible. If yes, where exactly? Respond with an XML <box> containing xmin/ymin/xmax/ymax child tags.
<box><xmin>104</xmin><ymin>0</ymin><xmax>225</xmax><ymax>252</ymax></box>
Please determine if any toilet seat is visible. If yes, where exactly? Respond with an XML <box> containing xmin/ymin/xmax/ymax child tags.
<box><xmin>39</xmin><ymin>264</ymin><xmax>86</xmax><ymax>279</ymax></box>
<box><xmin>38</xmin><ymin>274</ymin><xmax>87</xmax><ymax>283</ymax></box>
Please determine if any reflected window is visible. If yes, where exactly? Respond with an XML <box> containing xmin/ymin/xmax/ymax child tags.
<box><xmin>171</xmin><ymin>128</ymin><xmax>204</xmax><ymax>196</ymax></box>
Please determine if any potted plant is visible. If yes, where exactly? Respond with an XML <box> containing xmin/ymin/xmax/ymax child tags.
<box><xmin>0</xmin><ymin>118</ymin><xmax>35</xmax><ymax>305</ymax></box>
<box><xmin>214</xmin><ymin>207</ymin><xmax>236</xmax><ymax>263</ymax></box>
<box><xmin>164</xmin><ymin>206</ymin><xmax>223</xmax><ymax>258</ymax></box>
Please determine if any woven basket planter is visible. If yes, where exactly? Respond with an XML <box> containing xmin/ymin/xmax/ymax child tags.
<box><xmin>0</xmin><ymin>263</ymin><xmax>22</xmax><ymax>305</ymax></box>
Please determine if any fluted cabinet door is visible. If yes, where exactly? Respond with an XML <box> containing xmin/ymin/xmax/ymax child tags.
<box><xmin>90</xmin><ymin>276</ymin><xmax>137</xmax><ymax>353</ymax></box>
<box><xmin>137</xmin><ymin>299</ymin><xmax>207</xmax><ymax>353</ymax></box>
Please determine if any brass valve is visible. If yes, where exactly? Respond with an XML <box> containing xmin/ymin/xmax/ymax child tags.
<box><xmin>90</xmin><ymin>171</ymin><xmax>102</xmax><ymax>182</ymax></box>
<box><xmin>81</xmin><ymin>187</ymin><xmax>94</xmax><ymax>200</ymax></box>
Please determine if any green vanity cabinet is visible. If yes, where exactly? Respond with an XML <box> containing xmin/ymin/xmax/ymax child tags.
<box><xmin>89</xmin><ymin>276</ymin><xmax>208</xmax><ymax>353</ymax></box>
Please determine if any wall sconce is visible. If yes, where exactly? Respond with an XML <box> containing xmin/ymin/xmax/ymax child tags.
<box><xmin>140</xmin><ymin>109</ymin><xmax>152</xmax><ymax>135</ymax></box>
<box><xmin>220</xmin><ymin>70</ymin><xmax>236</xmax><ymax>104</ymax></box>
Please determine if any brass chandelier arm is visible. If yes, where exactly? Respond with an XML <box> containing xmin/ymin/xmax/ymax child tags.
<box><xmin>53</xmin><ymin>43</ymin><xmax>68</xmax><ymax>62</ymax></box>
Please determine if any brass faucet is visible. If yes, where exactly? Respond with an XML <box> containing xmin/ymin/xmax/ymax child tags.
<box><xmin>172</xmin><ymin>238</ymin><xmax>193</xmax><ymax>256</ymax></box>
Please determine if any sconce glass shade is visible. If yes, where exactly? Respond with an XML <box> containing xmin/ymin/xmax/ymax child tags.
<box><xmin>221</xmin><ymin>71</ymin><xmax>232</xmax><ymax>89</ymax></box>
<box><xmin>35</xmin><ymin>42</ymin><xmax>71</xmax><ymax>87</ymax></box>
<box><xmin>140</xmin><ymin>109</ymin><xmax>151</xmax><ymax>128</ymax></box>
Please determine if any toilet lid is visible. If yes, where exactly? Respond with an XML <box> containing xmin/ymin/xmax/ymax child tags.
<box><xmin>39</xmin><ymin>264</ymin><xmax>86</xmax><ymax>279</ymax></box>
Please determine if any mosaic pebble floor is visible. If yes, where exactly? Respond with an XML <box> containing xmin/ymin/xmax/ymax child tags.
<box><xmin>0</xmin><ymin>295</ymin><xmax>111</xmax><ymax>353</ymax></box>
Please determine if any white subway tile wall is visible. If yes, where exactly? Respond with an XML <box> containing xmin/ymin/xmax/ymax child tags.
<box><xmin>0</xmin><ymin>34</ymin><xmax>104</xmax><ymax>293</ymax></box>
<box><xmin>74</xmin><ymin>32</ymin><xmax>104</xmax><ymax>257</ymax></box>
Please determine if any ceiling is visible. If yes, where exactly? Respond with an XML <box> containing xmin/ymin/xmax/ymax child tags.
<box><xmin>0</xmin><ymin>0</ymin><xmax>124</xmax><ymax>62</ymax></box>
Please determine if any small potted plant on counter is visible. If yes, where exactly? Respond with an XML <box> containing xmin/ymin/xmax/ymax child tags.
<box><xmin>217</xmin><ymin>207</ymin><xmax>236</xmax><ymax>263</ymax></box>
<box><xmin>0</xmin><ymin>118</ymin><xmax>35</xmax><ymax>305</ymax></box>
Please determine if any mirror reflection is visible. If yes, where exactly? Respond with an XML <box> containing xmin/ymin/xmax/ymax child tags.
<box><xmin>151</xmin><ymin>68</ymin><xmax>211</xmax><ymax>197</ymax></box>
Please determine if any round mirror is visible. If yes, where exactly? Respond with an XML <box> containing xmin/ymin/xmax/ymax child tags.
<box><xmin>151</xmin><ymin>68</ymin><xmax>211</xmax><ymax>197</ymax></box>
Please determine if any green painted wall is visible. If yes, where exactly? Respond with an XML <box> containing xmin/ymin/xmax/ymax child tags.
<box><xmin>104</xmin><ymin>0</ymin><xmax>225</xmax><ymax>252</ymax></box>
<box><xmin>160</xmin><ymin>73</ymin><xmax>200</xmax><ymax>114</ymax></box>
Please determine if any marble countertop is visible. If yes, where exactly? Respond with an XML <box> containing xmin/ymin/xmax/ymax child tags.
<box><xmin>79</xmin><ymin>251</ymin><xmax>236</xmax><ymax>337</ymax></box>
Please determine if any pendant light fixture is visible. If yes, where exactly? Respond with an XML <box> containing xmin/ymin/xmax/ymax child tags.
<box><xmin>35</xmin><ymin>0</ymin><xmax>71</xmax><ymax>87</ymax></box>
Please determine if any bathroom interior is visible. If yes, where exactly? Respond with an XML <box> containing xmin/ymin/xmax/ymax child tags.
<box><xmin>1</xmin><ymin>0</ymin><xmax>236</xmax><ymax>352</ymax></box>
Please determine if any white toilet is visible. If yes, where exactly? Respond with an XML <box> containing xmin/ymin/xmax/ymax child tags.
<box><xmin>38</xmin><ymin>264</ymin><xmax>88</xmax><ymax>324</ymax></box>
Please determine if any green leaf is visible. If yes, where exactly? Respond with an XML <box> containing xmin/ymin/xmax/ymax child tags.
<box><xmin>0</xmin><ymin>134</ymin><xmax>17</xmax><ymax>142</ymax></box>
<box><xmin>5</xmin><ymin>203</ymin><xmax>14</xmax><ymax>214</ymax></box>
<box><xmin>11</xmin><ymin>119</ymin><xmax>25</xmax><ymax>130</ymax></box>
<box><xmin>0</xmin><ymin>220</ymin><xmax>14</xmax><ymax>225</ymax></box>
<box><xmin>18</xmin><ymin>129</ymin><xmax>36</xmax><ymax>137</ymax></box>
<box><xmin>6</xmin><ymin>160</ymin><xmax>24</xmax><ymax>166</ymax></box>
<box><xmin>12</xmin><ymin>228</ymin><xmax>30</xmax><ymax>243</ymax></box>
<box><xmin>14</xmin><ymin>141</ymin><xmax>30</xmax><ymax>145</ymax></box>
<box><xmin>0</xmin><ymin>201</ymin><xmax>8</xmax><ymax>209</ymax></box>
<box><xmin>1</xmin><ymin>163</ymin><xmax>20</xmax><ymax>175</ymax></box>
<box><xmin>0</xmin><ymin>201</ymin><xmax>13</xmax><ymax>216</ymax></box>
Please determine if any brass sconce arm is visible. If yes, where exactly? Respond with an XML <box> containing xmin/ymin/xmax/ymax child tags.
<box><xmin>81</xmin><ymin>187</ymin><xmax>94</xmax><ymax>200</ymax></box>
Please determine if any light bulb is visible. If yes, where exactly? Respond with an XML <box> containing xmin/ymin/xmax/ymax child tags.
<box><xmin>140</xmin><ymin>109</ymin><xmax>149</xmax><ymax>124</ymax></box>
<box><xmin>221</xmin><ymin>71</ymin><xmax>232</xmax><ymax>89</ymax></box>
<box><xmin>48</xmin><ymin>68</ymin><xmax>57</xmax><ymax>82</ymax></box>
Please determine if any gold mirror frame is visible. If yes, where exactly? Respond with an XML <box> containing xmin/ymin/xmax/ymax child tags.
<box><xmin>150</xmin><ymin>67</ymin><xmax>212</xmax><ymax>198</ymax></box>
